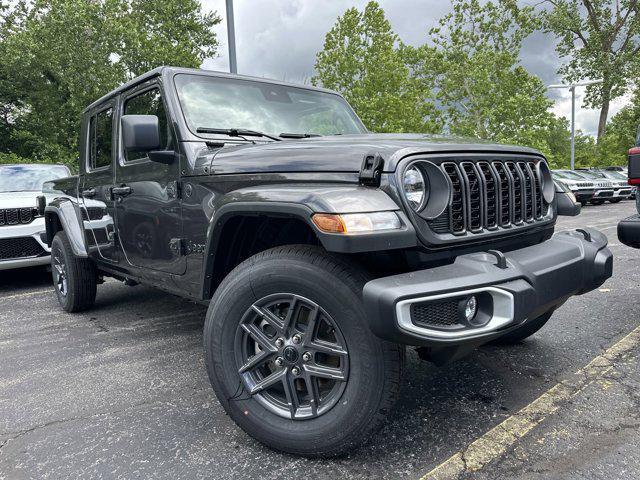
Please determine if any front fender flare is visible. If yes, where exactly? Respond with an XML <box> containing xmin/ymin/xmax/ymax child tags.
<box><xmin>44</xmin><ymin>198</ymin><xmax>88</xmax><ymax>257</ymax></box>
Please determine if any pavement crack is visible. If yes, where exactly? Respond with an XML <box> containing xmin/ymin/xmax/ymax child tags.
<box><xmin>0</xmin><ymin>398</ymin><xmax>165</xmax><ymax>449</ymax></box>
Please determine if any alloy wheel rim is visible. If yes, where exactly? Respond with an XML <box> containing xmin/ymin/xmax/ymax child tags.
<box><xmin>53</xmin><ymin>251</ymin><xmax>67</xmax><ymax>297</ymax></box>
<box><xmin>234</xmin><ymin>293</ymin><xmax>349</xmax><ymax>420</ymax></box>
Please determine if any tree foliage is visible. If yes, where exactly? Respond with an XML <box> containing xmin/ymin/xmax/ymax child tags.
<box><xmin>599</xmin><ymin>86</ymin><xmax>640</xmax><ymax>163</ymax></box>
<box><xmin>543</xmin><ymin>0</ymin><xmax>640</xmax><ymax>142</ymax></box>
<box><xmin>312</xmin><ymin>2</ymin><xmax>441</xmax><ymax>133</ymax></box>
<box><xmin>0</xmin><ymin>0</ymin><xmax>220</xmax><ymax>168</ymax></box>
<box><xmin>425</xmin><ymin>0</ymin><xmax>556</xmax><ymax>154</ymax></box>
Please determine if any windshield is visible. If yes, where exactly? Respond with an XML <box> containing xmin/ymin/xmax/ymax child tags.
<box><xmin>573</xmin><ymin>171</ymin><xmax>601</xmax><ymax>180</ymax></box>
<box><xmin>553</xmin><ymin>170</ymin><xmax>586</xmax><ymax>181</ymax></box>
<box><xmin>0</xmin><ymin>164</ymin><xmax>69</xmax><ymax>193</ymax></box>
<box><xmin>174</xmin><ymin>74</ymin><xmax>367</xmax><ymax>139</ymax></box>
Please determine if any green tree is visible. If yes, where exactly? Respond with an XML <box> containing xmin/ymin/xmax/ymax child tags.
<box><xmin>423</xmin><ymin>0</ymin><xmax>556</xmax><ymax>154</ymax></box>
<box><xmin>599</xmin><ymin>87</ymin><xmax>640</xmax><ymax>164</ymax></box>
<box><xmin>0</xmin><ymin>0</ymin><xmax>219</xmax><ymax>168</ymax></box>
<box><xmin>312</xmin><ymin>1</ymin><xmax>441</xmax><ymax>133</ymax></box>
<box><xmin>543</xmin><ymin>0</ymin><xmax>640</xmax><ymax>143</ymax></box>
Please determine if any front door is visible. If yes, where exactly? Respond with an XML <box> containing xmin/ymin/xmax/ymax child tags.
<box><xmin>79</xmin><ymin>102</ymin><xmax>118</xmax><ymax>263</ymax></box>
<box><xmin>114</xmin><ymin>84</ymin><xmax>185</xmax><ymax>275</ymax></box>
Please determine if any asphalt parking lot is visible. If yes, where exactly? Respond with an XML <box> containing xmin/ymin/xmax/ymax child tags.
<box><xmin>1</xmin><ymin>202</ymin><xmax>639</xmax><ymax>480</ymax></box>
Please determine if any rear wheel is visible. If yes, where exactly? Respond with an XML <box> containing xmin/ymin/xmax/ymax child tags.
<box><xmin>51</xmin><ymin>231</ymin><xmax>97</xmax><ymax>312</ymax></box>
<box><xmin>491</xmin><ymin>311</ymin><xmax>553</xmax><ymax>345</ymax></box>
<box><xmin>203</xmin><ymin>245</ymin><xmax>403</xmax><ymax>457</ymax></box>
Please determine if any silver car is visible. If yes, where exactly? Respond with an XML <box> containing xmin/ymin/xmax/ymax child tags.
<box><xmin>0</xmin><ymin>164</ymin><xmax>71</xmax><ymax>270</ymax></box>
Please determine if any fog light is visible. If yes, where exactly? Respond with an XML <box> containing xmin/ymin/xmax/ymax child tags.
<box><xmin>464</xmin><ymin>296</ymin><xmax>478</xmax><ymax>321</ymax></box>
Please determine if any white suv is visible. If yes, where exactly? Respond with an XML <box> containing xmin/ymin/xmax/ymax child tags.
<box><xmin>0</xmin><ymin>164</ymin><xmax>71</xmax><ymax>270</ymax></box>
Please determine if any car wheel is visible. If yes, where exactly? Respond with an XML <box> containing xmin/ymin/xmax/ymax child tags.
<box><xmin>51</xmin><ymin>230</ymin><xmax>97</xmax><ymax>312</ymax></box>
<box><xmin>590</xmin><ymin>200</ymin><xmax>604</xmax><ymax>205</ymax></box>
<box><xmin>490</xmin><ymin>311</ymin><xmax>553</xmax><ymax>345</ymax></box>
<box><xmin>609</xmin><ymin>198</ymin><xmax>622</xmax><ymax>203</ymax></box>
<box><xmin>203</xmin><ymin>245</ymin><xmax>403</xmax><ymax>457</ymax></box>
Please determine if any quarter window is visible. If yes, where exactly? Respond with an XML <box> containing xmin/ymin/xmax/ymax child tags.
<box><xmin>123</xmin><ymin>88</ymin><xmax>172</xmax><ymax>162</ymax></box>
<box><xmin>88</xmin><ymin>108</ymin><xmax>113</xmax><ymax>170</ymax></box>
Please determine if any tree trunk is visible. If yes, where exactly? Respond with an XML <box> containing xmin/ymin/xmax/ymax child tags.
<box><xmin>597</xmin><ymin>93</ymin><xmax>610</xmax><ymax>144</ymax></box>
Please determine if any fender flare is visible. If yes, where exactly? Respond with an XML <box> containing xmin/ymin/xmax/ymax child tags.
<box><xmin>44</xmin><ymin>198</ymin><xmax>89</xmax><ymax>257</ymax></box>
<box><xmin>199</xmin><ymin>185</ymin><xmax>417</xmax><ymax>298</ymax></box>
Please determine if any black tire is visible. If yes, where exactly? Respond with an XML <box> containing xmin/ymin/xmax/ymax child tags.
<box><xmin>590</xmin><ymin>200</ymin><xmax>604</xmax><ymax>205</ymax></box>
<box><xmin>580</xmin><ymin>200</ymin><xmax>587</xmax><ymax>206</ymax></box>
<box><xmin>609</xmin><ymin>198</ymin><xmax>622</xmax><ymax>203</ymax></box>
<box><xmin>491</xmin><ymin>311</ymin><xmax>554</xmax><ymax>345</ymax></box>
<box><xmin>203</xmin><ymin>245</ymin><xmax>403</xmax><ymax>457</ymax></box>
<box><xmin>51</xmin><ymin>230</ymin><xmax>97</xmax><ymax>312</ymax></box>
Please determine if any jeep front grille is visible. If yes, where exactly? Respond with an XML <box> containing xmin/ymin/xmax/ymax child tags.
<box><xmin>0</xmin><ymin>237</ymin><xmax>45</xmax><ymax>260</ymax></box>
<box><xmin>0</xmin><ymin>208</ymin><xmax>37</xmax><ymax>227</ymax></box>
<box><xmin>429</xmin><ymin>159</ymin><xmax>550</xmax><ymax>235</ymax></box>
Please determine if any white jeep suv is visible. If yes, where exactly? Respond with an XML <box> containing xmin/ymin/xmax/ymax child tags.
<box><xmin>0</xmin><ymin>164</ymin><xmax>70</xmax><ymax>270</ymax></box>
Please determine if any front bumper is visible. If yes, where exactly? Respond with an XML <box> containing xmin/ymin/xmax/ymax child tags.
<box><xmin>363</xmin><ymin>228</ymin><xmax>612</xmax><ymax>348</ymax></box>
<box><xmin>0</xmin><ymin>219</ymin><xmax>51</xmax><ymax>271</ymax></box>
<box><xmin>612</xmin><ymin>187</ymin><xmax>633</xmax><ymax>199</ymax></box>
<box><xmin>592</xmin><ymin>189</ymin><xmax>614</xmax><ymax>200</ymax></box>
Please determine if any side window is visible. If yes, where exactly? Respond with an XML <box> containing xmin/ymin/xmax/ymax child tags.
<box><xmin>87</xmin><ymin>107</ymin><xmax>113</xmax><ymax>170</ymax></box>
<box><xmin>123</xmin><ymin>88</ymin><xmax>172</xmax><ymax>162</ymax></box>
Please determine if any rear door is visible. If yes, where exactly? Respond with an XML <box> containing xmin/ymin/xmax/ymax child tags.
<box><xmin>113</xmin><ymin>82</ymin><xmax>185</xmax><ymax>275</ymax></box>
<box><xmin>79</xmin><ymin>102</ymin><xmax>118</xmax><ymax>263</ymax></box>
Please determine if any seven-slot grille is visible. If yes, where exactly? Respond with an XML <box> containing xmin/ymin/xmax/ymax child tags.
<box><xmin>0</xmin><ymin>208</ymin><xmax>37</xmax><ymax>226</ymax></box>
<box><xmin>429</xmin><ymin>159</ymin><xmax>549</xmax><ymax>235</ymax></box>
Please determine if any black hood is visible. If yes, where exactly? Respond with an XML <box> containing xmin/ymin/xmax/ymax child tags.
<box><xmin>206</xmin><ymin>133</ymin><xmax>543</xmax><ymax>175</ymax></box>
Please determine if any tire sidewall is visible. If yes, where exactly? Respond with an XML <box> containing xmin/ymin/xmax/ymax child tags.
<box><xmin>204</xmin><ymin>250</ymin><xmax>390</xmax><ymax>453</ymax></box>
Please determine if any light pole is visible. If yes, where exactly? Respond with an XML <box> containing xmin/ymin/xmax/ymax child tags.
<box><xmin>226</xmin><ymin>0</ymin><xmax>237</xmax><ymax>74</ymax></box>
<box><xmin>548</xmin><ymin>79</ymin><xmax>602</xmax><ymax>170</ymax></box>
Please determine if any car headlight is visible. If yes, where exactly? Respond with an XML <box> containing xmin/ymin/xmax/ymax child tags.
<box><xmin>403</xmin><ymin>166</ymin><xmax>426</xmax><ymax>210</ymax></box>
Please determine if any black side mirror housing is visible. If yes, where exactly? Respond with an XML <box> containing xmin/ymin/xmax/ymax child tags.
<box><xmin>36</xmin><ymin>195</ymin><xmax>46</xmax><ymax>216</ymax></box>
<box><xmin>121</xmin><ymin>115</ymin><xmax>161</xmax><ymax>152</ymax></box>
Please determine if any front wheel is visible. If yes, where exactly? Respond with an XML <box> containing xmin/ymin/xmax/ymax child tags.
<box><xmin>51</xmin><ymin>231</ymin><xmax>97</xmax><ymax>312</ymax></box>
<box><xmin>203</xmin><ymin>246</ymin><xmax>403</xmax><ymax>457</ymax></box>
<box><xmin>609</xmin><ymin>198</ymin><xmax>622</xmax><ymax>203</ymax></box>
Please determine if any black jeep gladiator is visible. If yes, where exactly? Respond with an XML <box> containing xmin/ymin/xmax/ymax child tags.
<box><xmin>42</xmin><ymin>66</ymin><xmax>613</xmax><ymax>457</ymax></box>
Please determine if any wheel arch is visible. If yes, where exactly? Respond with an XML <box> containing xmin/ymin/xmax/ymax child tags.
<box><xmin>44</xmin><ymin>198</ymin><xmax>89</xmax><ymax>257</ymax></box>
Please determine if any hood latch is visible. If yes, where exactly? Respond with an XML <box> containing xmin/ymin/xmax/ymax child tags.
<box><xmin>359</xmin><ymin>152</ymin><xmax>384</xmax><ymax>187</ymax></box>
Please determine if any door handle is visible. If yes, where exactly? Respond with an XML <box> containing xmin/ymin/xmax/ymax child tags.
<box><xmin>111</xmin><ymin>185</ymin><xmax>133</xmax><ymax>197</ymax></box>
<box><xmin>81</xmin><ymin>188</ymin><xmax>96</xmax><ymax>198</ymax></box>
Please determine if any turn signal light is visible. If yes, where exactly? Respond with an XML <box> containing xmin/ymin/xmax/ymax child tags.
<box><xmin>312</xmin><ymin>212</ymin><xmax>401</xmax><ymax>234</ymax></box>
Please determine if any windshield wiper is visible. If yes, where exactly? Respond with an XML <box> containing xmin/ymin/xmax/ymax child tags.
<box><xmin>279</xmin><ymin>132</ymin><xmax>322</xmax><ymax>139</ymax></box>
<box><xmin>196</xmin><ymin>127</ymin><xmax>282</xmax><ymax>142</ymax></box>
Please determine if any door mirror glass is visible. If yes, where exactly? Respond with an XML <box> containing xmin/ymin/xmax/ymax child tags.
<box><xmin>121</xmin><ymin>115</ymin><xmax>161</xmax><ymax>152</ymax></box>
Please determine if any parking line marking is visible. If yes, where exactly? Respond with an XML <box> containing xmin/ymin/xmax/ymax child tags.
<box><xmin>420</xmin><ymin>324</ymin><xmax>640</xmax><ymax>480</ymax></box>
<box><xmin>1</xmin><ymin>288</ymin><xmax>54</xmax><ymax>301</ymax></box>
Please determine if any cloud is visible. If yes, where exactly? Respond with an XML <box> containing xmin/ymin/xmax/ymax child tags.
<box><xmin>201</xmin><ymin>0</ymin><xmax>630</xmax><ymax>136</ymax></box>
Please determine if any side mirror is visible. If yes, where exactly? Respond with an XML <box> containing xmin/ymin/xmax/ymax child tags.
<box><xmin>36</xmin><ymin>195</ymin><xmax>46</xmax><ymax>216</ymax></box>
<box><xmin>121</xmin><ymin>115</ymin><xmax>161</xmax><ymax>151</ymax></box>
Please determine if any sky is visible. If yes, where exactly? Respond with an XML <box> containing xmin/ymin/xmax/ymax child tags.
<box><xmin>200</xmin><ymin>0</ymin><xmax>630</xmax><ymax>137</ymax></box>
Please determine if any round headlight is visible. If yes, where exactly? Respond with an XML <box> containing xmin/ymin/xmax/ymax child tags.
<box><xmin>403</xmin><ymin>166</ymin><xmax>426</xmax><ymax>210</ymax></box>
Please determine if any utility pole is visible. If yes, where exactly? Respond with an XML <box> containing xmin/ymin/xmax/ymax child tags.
<box><xmin>549</xmin><ymin>79</ymin><xmax>602</xmax><ymax>170</ymax></box>
<box><xmin>226</xmin><ymin>0</ymin><xmax>237</xmax><ymax>74</ymax></box>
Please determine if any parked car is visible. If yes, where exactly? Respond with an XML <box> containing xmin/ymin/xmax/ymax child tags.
<box><xmin>0</xmin><ymin>163</ymin><xmax>71</xmax><ymax>270</ymax></box>
<box><xmin>618</xmin><ymin>127</ymin><xmax>640</xmax><ymax>247</ymax></box>
<box><xmin>551</xmin><ymin>169</ymin><xmax>595</xmax><ymax>205</ymax></box>
<box><xmin>588</xmin><ymin>169</ymin><xmax>635</xmax><ymax>201</ymax></box>
<box><xmin>41</xmin><ymin>66</ymin><xmax>612</xmax><ymax>457</ymax></box>
<box><xmin>568</xmin><ymin>170</ymin><xmax>616</xmax><ymax>204</ymax></box>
